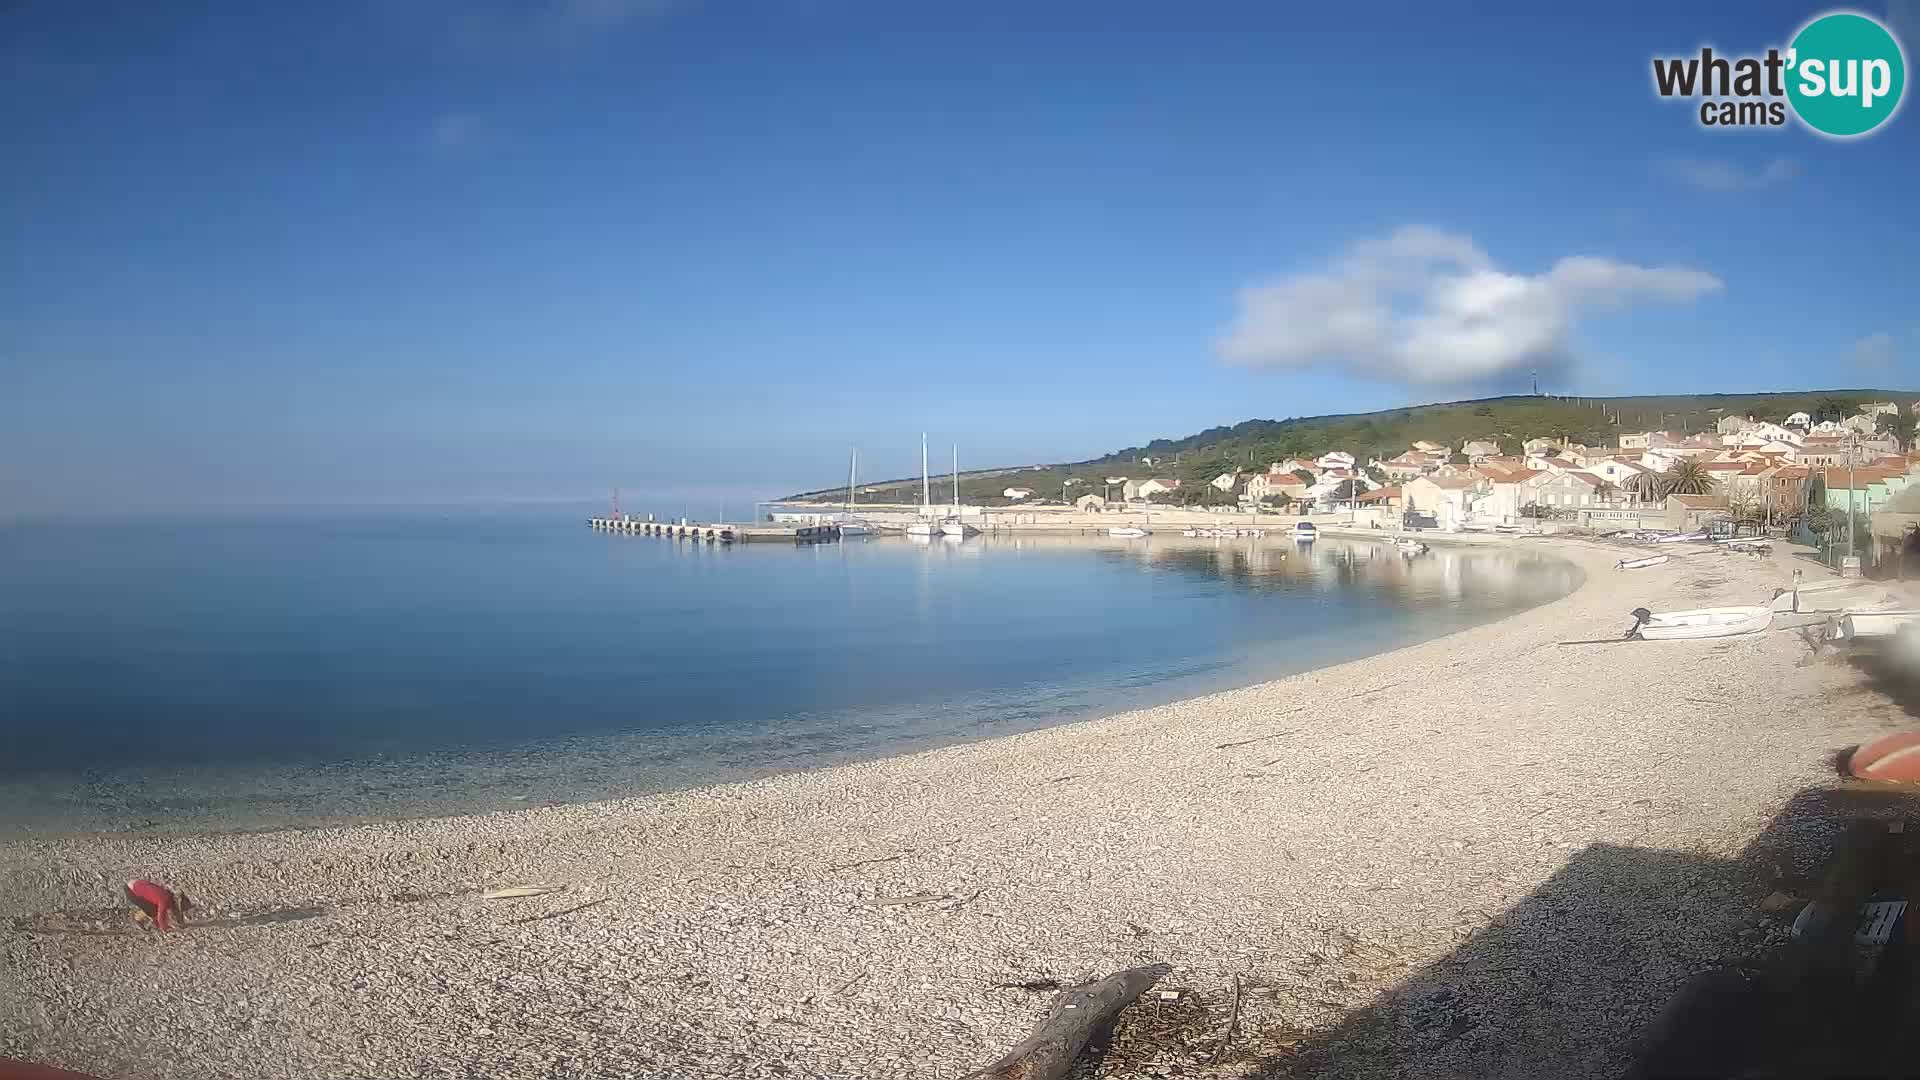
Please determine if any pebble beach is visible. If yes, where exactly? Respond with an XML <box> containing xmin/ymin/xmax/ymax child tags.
<box><xmin>3</xmin><ymin>538</ymin><xmax>1913</xmax><ymax>1079</ymax></box>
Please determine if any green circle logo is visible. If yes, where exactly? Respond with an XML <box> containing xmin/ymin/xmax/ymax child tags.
<box><xmin>1786</xmin><ymin>12</ymin><xmax>1907</xmax><ymax>137</ymax></box>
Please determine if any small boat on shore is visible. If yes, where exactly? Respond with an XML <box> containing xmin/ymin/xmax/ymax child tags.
<box><xmin>1829</xmin><ymin>610</ymin><xmax>1920</xmax><ymax>644</ymax></box>
<box><xmin>1107</xmin><ymin>526</ymin><xmax>1148</xmax><ymax>538</ymax></box>
<box><xmin>1625</xmin><ymin>606</ymin><xmax>1773</xmax><ymax>641</ymax></box>
<box><xmin>1615</xmin><ymin>554</ymin><xmax>1670</xmax><ymax>570</ymax></box>
<box><xmin>1652</xmin><ymin>531</ymin><xmax>1709</xmax><ymax>544</ymax></box>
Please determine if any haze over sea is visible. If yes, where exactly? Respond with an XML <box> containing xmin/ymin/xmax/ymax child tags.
<box><xmin>0</xmin><ymin>505</ymin><xmax>1580</xmax><ymax>836</ymax></box>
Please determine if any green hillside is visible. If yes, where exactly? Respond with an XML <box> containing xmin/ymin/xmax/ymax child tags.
<box><xmin>788</xmin><ymin>389</ymin><xmax>1918</xmax><ymax>507</ymax></box>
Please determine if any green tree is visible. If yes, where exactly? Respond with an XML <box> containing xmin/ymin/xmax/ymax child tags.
<box><xmin>1627</xmin><ymin>471</ymin><xmax>1662</xmax><ymax>504</ymax></box>
<box><xmin>1291</xmin><ymin>469</ymin><xmax>1316</xmax><ymax>485</ymax></box>
<box><xmin>1364</xmin><ymin>464</ymin><xmax>1389</xmax><ymax>484</ymax></box>
<box><xmin>1659</xmin><ymin>459</ymin><xmax>1717</xmax><ymax>497</ymax></box>
<box><xmin>1815</xmin><ymin>396</ymin><xmax>1857</xmax><ymax>422</ymax></box>
<box><xmin>1890</xmin><ymin>411</ymin><xmax>1918</xmax><ymax>449</ymax></box>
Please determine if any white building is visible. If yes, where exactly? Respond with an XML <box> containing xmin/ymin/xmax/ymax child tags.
<box><xmin>1002</xmin><ymin>487</ymin><xmax>1034</xmax><ymax>500</ymax></box>
<box><xmin>1786</xmin><ymin>411</ymin><xmax>1812</xmax><ymax>427</ymax></box>
<box><xmin>1403</xmin><ymin>474</ymin><xmax>1486</xmax><ymax>530</ymax></box>
<box><xmin>1315</xmin><ymin>451</ymin><xmax>1356</xmax><ymax>471</ymax></box>
<box><xmin>1135</xmin><ymin>478</ymin><xmax>1180</xmax><ymax>498</ymax></box>
<box><xmin>1210</xmin><ymin>472</ymin><xmax>1240</xmax><ymax>492</ymax></box>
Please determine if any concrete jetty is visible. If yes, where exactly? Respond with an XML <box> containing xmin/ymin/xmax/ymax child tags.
<box><xmin>588</xmin><ymin>517</ymin><xmax>840</xmax><ymax>543</ymax></box>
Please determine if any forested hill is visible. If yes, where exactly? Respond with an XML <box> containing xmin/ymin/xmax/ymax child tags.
<box><xmin>785</xmin><ymin>389</ymin><xmax>1917</xmax><ymax>505</ymax></box>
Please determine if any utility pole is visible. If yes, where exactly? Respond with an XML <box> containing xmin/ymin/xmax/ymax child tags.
<box><xmin>1847</xmin><ymin>431</ymin><xmax>1857</xmax><ymax>569</ymax></box>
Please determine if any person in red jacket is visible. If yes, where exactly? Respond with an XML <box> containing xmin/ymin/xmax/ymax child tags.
<box><xmin>123</xmin><ymin>879</ymin><xmax>191</xmax><ymax>931</ymax></box>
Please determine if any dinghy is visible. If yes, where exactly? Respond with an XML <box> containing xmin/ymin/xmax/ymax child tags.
<box><xmin>1830</xmin><ymin>610</ymin><xmax>1920</xmax><ymax>644</ymax></box>
<box><xmin>1615</xmin><ymin>554</ymin><xmax>1669</xmax><ymax>570</ymax></box>
<box><xmin>1624</xmin><ymin>606</ymin><xmax>1773</xmax><ymax>641</ymax></box>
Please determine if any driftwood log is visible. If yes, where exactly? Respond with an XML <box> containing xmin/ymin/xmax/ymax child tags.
<box><xmin>961</xmin><ymin>963</ymin><xmax>1170</xmax><ymax>1080</ymax></box>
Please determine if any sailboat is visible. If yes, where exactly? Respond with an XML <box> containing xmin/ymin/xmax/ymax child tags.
<box><xmin>905</xmin><ymin>435</ymin><xmax>937</xmax><ymax>537</ymax></box>
<box><xmin>940</xmin><ymin>443</ymin><xmax>976</xmax><ymax>537</ymax></box>
<box><xmin>838</xmin><ymin>449</ymin><xmax>872</xmax><ymax>538</ymax></box>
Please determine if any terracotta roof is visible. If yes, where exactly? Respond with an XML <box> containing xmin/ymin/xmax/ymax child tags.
<box><xmin>1418</xmin><ymin>475</ymin><xmax>1482</xmax><ymax>490</ymax></box>
<box><xmin>1700</xmin><ymin>461</ymin><xmax>1749</xmax><ymax>472</ymax></box>
<box><xmin>1354</xmin><ymin>486</ymin><xmax>1402</xmax><ymax>502</ymax></box>
<box><xmin>1820</xmin><ymin>467</ymin><xmax>1902</xmax><ymax>487</ymax></box>
<box><xmin>1667</xmin><ymin>493</ymin><xmax>1729</xmax><ymax>507</ymax></box>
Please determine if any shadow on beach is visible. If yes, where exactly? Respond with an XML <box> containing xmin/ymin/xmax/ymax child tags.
<box><xmin>1223</xmin><ymin>785</ymin><xmax>1920</xmax><ymax>1080</ymax></box>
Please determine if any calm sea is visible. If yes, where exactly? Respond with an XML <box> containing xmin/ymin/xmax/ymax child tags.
<box><xmin>0</xmin><ymin>507</ymin><xmax>1580</xmax><ymax>835</ymax></box>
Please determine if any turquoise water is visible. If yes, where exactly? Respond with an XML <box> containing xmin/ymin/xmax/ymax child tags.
<box><xmin>0</xmin><ymin>507</ymin><xmax>1579</xmax><ymax>834</ymax></box>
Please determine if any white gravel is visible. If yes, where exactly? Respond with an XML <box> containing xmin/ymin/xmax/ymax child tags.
<box><xmin>2</xmin><ymin>539</ymin><xmax>1909</xmax><ymax>1079</ymax></box>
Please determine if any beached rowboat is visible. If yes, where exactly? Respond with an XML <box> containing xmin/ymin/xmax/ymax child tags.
<box><xmin>1625</xmin><ymin>606</ymin><xmax>1773</xmax><ymax>641</ymax></box>
<box><xmin>1615</xmin><ymin>554</ymin><xmax>1669</xmax><ymax>570</ymax></box>
<box><xmin>1830</xmin><ymin>610</ymin><xmax>1920</xmax><ymax>643</ymax></box>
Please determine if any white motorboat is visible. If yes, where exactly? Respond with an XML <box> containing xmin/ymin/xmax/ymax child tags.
<box><xmin>940</xmin><ymin>519</ymin><xmax>975</xmax><ymax>538</ymax></box>
<box><xmin>1181</xmin><ymin>528</ymin><xmax>1200</xmax><ymax>537</ymax></box>
<box><xmin>1625</xmin><ymin>606</ymin><xmax>1773</xmax><ymax>641</ymax></box>
<box><xmin>1291</xmin><ymin>522</ymin><xmax>1318</xmax><ymax>541</ymax></box>
<box><xmin>1395</xmin><ymin>539</ymin><xmax>1428</xmax><ymax>556</ymax></box>
<box><xmin>1107</xmin><ymin>527</ymin><xmax>1148</xmax><ymax>538</ymax></box>
<box><xmin>1615</xmin><ymin>554</ymin><xmax>1670</xmax><ymax>570</ymax></box>
<box><xmin>838</xmin><ymin>521</ymin><xmax>872</xmax><ymax>537</ymax></box>
<box><xmin>905</xmin><ymin>521</ymin><xmax>937</xmax><ymax>538</ymax></box>
<box><xmin>1830</xmin><ymin>610</ymin><xmax>1920</xmax><ymax>643</ymax></box>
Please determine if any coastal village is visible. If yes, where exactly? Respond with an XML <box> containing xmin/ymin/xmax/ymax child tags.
<box><xmin>1065</xmin><ymin>400</ymin><xmax>1919</xmax><ymax>563</ymax></box>
<box><xmin>768</xmin><ymin>397</ymin><xmax>1920</xmax><ymax>573</ymax></box>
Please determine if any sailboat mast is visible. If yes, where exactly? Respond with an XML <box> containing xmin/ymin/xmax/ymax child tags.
<box><xmin>847</xmin><ymin>449</ymin><xmax>856</xmax><ymax>513</ymax></box>
<box><xmin>951</xmin><ymin>444</ymin><xmax>958</xmax><ymax>511</ymax></box>
<box><xmin>921</xmin><ymin>434</ymin><xmax>930</xmax><ymax>510</ymax></box>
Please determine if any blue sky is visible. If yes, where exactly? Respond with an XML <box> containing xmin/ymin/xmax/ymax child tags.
<box><xmin>3</xmin><ymin>1</ymin><xmax>1916</xmax><ymax>515</ymax></box>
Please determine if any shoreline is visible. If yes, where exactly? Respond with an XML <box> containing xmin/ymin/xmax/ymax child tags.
<box><xmin>0</xmin><ymin>536</ymin><xmax>1580</xmax><ymax>842</ymax></box>
<box><xmin>5</xmin><ymin>537</ymin><xmax>1912</xmax><ymax>1079</ymax></box>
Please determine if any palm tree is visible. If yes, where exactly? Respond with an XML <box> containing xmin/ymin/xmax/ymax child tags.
<box><xmin>1659</xmin><ymin>458</ymin><xmax>1717</xmax><ymax>497</ymax></box>
<box><xmin>1626</xmin><ymin>471</ymin><xmax>1662</xmax><ymax>504</ymax></box>
<box><xmin>1592</xmin><ymin>478</ymin><xmax>1618</xmax><ymax>505</ymax></box>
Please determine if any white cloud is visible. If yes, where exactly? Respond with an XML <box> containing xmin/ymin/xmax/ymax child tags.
<box><xmin>1216</xmin><ymin>226</ymin><xmax>1721</xmax><ymax>386</ymax></box>
<box><xmin>1656</xmin><ymin>157</ymin><xmax>1799</xmax><ymax>191</ymax></box>
<box><xmin>1853</xmin><ymin>331</ymin><xmax>1898</xmax><ymax>369</ymax></box>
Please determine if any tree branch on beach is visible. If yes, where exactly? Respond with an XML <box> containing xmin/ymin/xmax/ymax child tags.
<box><xmin>960</xmin><ymin>963</ymin><xmax>1171</xmax><ymax>1080</ymax></box>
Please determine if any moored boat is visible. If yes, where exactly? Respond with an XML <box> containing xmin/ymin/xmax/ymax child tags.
<box><xmin>1107</xmin><ymin>526</ymin><xmax>1148</xmax><ymax>538</ymax></box>
<box><xmin>1625</xmin><ymin>606</ymin><xmax>1773</xmax><ymax>640</ymax></box>
<box><xmin>1291</xmin><ymin>521</ymin><xmax>1317</xmax><ymax>541</ymax></box>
